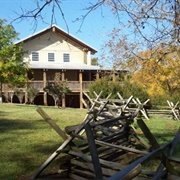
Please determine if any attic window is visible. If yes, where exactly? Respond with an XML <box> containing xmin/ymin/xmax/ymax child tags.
<box><xmin>63</xmin><ymin>53</ymin><xmax>70</xmax><ymax>62</ymax></box>
<box><xmin>48</xmin><ymin>53</ymin><xmax>55</xmax><ymax>62</ymax></box>
<box><xmin>32</xmin><ymin>52</ymin><xmax>39</xmax><ymax>61</ymax></box>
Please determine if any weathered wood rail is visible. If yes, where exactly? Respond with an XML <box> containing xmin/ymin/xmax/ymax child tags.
<box><xmin>31</xmin><ymin>93</ymin><xmax>180</xmax><ymax>179</ymax></box>
<box><xmin>83</xmin><ymin>92</ymin><xmax>150</xmax><ymax>120</ymax></box>
<box><xmin>147</xmin><ymin>101</ymin><xmax>180</xmax><ymax>120</ymax></box>
<box><xmin>83</xmin><ymin>92</ymin><xmax>180</xmax><ymax>120</ymax></box>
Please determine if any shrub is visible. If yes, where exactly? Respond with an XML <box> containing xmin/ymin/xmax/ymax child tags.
<box><xmin>121</xmin><ymin>80</ymin><xmax>149</xmax><ymax>102</ymax></box>
<box><xmin>88</xmin><ymin>76</ymin><xmax>122</xmax><ymax>98</ymax></box>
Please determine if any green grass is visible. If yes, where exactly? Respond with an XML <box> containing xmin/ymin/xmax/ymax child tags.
<box><xmin>0</xmin><ymin>104</ymin><xmax>86</xmax><ymax>180</ymax></box>
<box><xmin>134</xmin><ymin>116</ymin><xmax>180</xmax><ymax>173</ymax></box>
<box><xmin>135</xmin><ymin>115</ymin><xmax>180</xmax><ymax>145</ymax></box>
<box><xmin>0</xmin><ymin>104</ymin><xmax>180</xmax><ymax>179</ymax></box>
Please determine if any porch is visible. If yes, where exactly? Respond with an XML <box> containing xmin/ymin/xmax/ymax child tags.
<box><xmin>27</xmin><ymin>80</ymin><xmax>92</xmax><ymax>92</ymax></box>
<box><xmin>1</xmin><ymin>68</ymin><xmax>125</xmax><ymax>108</ymax></box>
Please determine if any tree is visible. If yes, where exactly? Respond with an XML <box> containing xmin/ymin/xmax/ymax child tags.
<box><xmin>91</xmin><ymin>57</ymin><xmax>99</xmax><ymax>66</ymax></box>
<box><xmin>14</xmin><ymin>88</ymin><xmax>25</xmax><ymax>104</ymax></box>
<box><xmin>100</xmin><ymin>34</ymin><xmax>139</xmax><ymax>70</ymax></box>
<box><xmin>91</xmin><ymin>0</ymin><xmax>179</xmax><ymax>44</ymax></box>
<box><xmin>130</xmin><ymin>45</ymin><xmax>180</xmax><ymax>104</ymax></box>
<box><xmin>27</xmin><ymin>87</ymin><xmax>39</xmax><ymax>104</ymax></box>
<box><xmin>44</xmin><ymin>72</ymin><xmax>70</xmax><ymax>107</ymax></box>
<box><xmin>121</xmin><ymin>80</ymin><xmax>149</xmax><ymax>102</ymax></box>
<box><xmin>88</xmin><ymin>76</ymin><xmax>122</xmax><ymax>99</ymax></box>
<box><xmin>0</xmin><ymin>19</ymin><xmax>28</xmax><ymax>102</ymax></box>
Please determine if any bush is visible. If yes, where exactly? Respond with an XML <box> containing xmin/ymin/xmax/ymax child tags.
<box><xmin>121</xmin><ymin>80</ymin><xmax>149</xmax><ymax>102</ymax></box>
<box><xmin>27</xmin><ymin>86</ymin><xmax>39</xmax><ymax>104</ymax></box>
<box><xmin>88</xmin><ymin>76</ymin><xmax>123</xmax><ymax>98</ymax></box>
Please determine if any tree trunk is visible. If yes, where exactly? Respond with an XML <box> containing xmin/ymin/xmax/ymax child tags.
<box><xmin>0</xmin><ymin>82</ymin><xmax>2</xmax><ymax>103</ymax></box>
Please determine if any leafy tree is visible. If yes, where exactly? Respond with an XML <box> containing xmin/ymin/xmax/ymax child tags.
<box><xmin>0</xmin><ymin>19</ymin><xmax>28</xmax><ymax>101</ymax></box>
<box><xmin>14</xmin><ymin>88</ymin><xmax>24</xmax><ymax>104</ymax></box>
<box><xmin>121</xmin><ymin>80</ymin><xmax>149</xmax><ymax>102</ymax></box>
<box><xmin>88</xmin><ymin>76</ymin><xmax>122</xmax><ymax>99</ymax></box>
<box><xmin>44</xmin><ymin>72</ymin><xmax>70</xmax><ymax>106</ymax></box>
<box><xmin>27</xmin><ymin>86</ymin><xmax>39</xmax><ymax>104</ymax></box>
<box><xmin>130</xmin><ymin>45</ymin><xmax>180</xmax><ymax>104</ymax></box>
<box><xmin>91</xmin><ymin>57</ymin><xmax>99</xmax><ymax>66</ymax></box>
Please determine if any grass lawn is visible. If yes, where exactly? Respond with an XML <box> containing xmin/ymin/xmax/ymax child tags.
<box><xmin>0</xmin><ymin>103</ymin><xmax>180</xmax><ymax>179</ymax></box>
<box><xmin>0</xmin><ymin>103</ymin><xmax>86</xmax><ymax>180</ymax></box>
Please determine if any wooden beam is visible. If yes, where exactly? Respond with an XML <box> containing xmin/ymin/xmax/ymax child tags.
<box><xmin>108</xmin><ymin>142</ymin><xmax>172</xmax><ymax>180</ymax></box>
<box><xmin>43</xmin><ymin>70</ymin><xmax>47</xmax><ymax>106</ymax></box>
<box><xmin>71</xmin><ymin>159</ymin><xmax>117</xmax><ymax>176</ymax></box>
<box><xmin>85</xmin><ymin>123</ymin><xmax>103</xmax><ymax>179</ymax></box>
<box><xmin>61</xmin><ymin>71</ymin><xmax>66</xmax><ymax>108</ymax></box>
<box><xmin>36</xmin><ymin>107</ymin><xmax>68</xmax><ymax>140</ymax></box>
<box><xmin>167</xmin><ymin>100</ymin><xmax>179</xmax><ymax>120</ymax></box>
<box><xmin>95</xmin><ymin>140</ymin><xmax>148</xmax><ymax>155</ymax></box>
<box><xmin>79</xmin><ymin>71</ymin><xmax>83</xmax><ymax>109</ymax></box>
<box><xmin>83</xmin><ymin>92</ymin><xmax>93</xmax><ymax>105</ymax></box>
<box><xmin>68</xmin><ymin>150</ymin><xmax>125</xmax><ymax>170</ymax></box>
<box><xmin>167</xmin><ymin>128</ymin><xmax>180</xmax><ymax>156</ymax></box>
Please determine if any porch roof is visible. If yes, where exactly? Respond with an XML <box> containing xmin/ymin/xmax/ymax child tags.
<box><xmin>29</xmin><ymin>63</ymin><xmax>102</xmax><ymax>71</ymax></box>
<box><xmin>29</xmin><ymin>63</ymin><xmax>129</xmax><ymax>73</ymax></box>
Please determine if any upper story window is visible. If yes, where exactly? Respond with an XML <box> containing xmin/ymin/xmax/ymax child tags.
<box><xmin>48</xmin><ymin>53</ymin><xmax>55</xmax><ymax>62</ymax></box>
<box><xmin>32</xmin><ymin>52</ymin><xmax>39</xmax><ymax>61</ymax></box>
<box><xmin>63</xmin><ymin>53</ymin><xmax>70</xmax><ymax>62</ymax></box>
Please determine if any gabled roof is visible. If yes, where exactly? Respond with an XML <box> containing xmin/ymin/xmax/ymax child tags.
<box><xmin>16</xmin><ymin>25</ymin><xmax>98</xmax><ymax>54</ymax></box>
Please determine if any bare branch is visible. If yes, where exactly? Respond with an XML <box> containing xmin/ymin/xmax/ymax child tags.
<box><xmin>10</xmin><ymin>0</ymin><xmax>179</xmax><ymax>44</ymax></box>
<box><xmin>54</xmin><ymin>0</ymin><xmax>69</xmax><ymax>33</ymax></box>
<box><xmin>73</xmin><ymin>0</ymin><xmax>106</xmax><ymax>32</ymax></box>
<box><xmin>12</xmin><ymin>0</ymin><xmax>52</xmax><ymax>23</ymax></box>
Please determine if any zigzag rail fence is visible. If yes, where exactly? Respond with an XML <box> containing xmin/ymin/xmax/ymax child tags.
<box><xmin>31</xmin><ymin>92</ymin><xmax>180</xmax><ymax>179</ymax></box>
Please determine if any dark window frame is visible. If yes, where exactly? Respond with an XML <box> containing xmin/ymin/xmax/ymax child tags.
<box><xmin>48</xmin><ymin>52</ymin><xmax>55</xmax><ymax>62</ymax></box>
<box><xmin>32</xmin><ymin>51</ymin><xmax>39</xmax><ymax>61</ymax></box>
<box><xmin>63</xmin><ymin>53</ymin><xmax>70</xmax><ymax>62</ymax></box>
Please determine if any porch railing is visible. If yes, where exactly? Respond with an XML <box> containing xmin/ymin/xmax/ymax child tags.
<box><xmin>28</xmin><ymin>81</ymin><xmax>44</xmax><ymax>91</ymax></box>
<box><xmin>2</xmin><ymin>81</ymin><xmax>92</xmax><ymax>92</ymax></box>
<box><xmin>27</xmin><ymin>81</ymin><xmax>92</xmax><ymax>92</ymax></box>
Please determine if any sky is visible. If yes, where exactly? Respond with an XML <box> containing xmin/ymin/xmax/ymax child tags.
<box><xmin>0</xmin><ymin>0</ymin><xmax>119</xmax><ymax>58</ymax></box>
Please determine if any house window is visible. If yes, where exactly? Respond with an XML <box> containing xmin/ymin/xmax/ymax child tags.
<box><xmin>32</xmin><ymin>52</ymin><xmax>39</xmax><ymax>61</ymax></box>
<box><xmin>48</xmin><ymin>53</ymin><xmax>55</xmax><ymax>62</ymax></box>
<box><xmin>63</xmin><ymin>53</ymin><xmax>70</xmax><ymax>62</ymax></box>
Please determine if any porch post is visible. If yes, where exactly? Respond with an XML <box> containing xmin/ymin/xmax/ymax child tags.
<box><xmin>96</xmin><ymin>70</ymin><xmax>100</xmax><ymax>80</ymax></box>
<box><xmin>25</xmin><ymin>75</ymin><xmax>28</xmax><ymax>103</ymax></box>
<box><xmin>0</xmin><ymin>82</ymin><xmax>2</xmax><ymax>103</ymax></box>
<box><xmin>61</xmin><ymin>70</ymin><xmax>66</xmax><ymax>108</ymax></box>
<box><xmin>112</xmin><ymin>71</ymin><xmax>116</xmax><ymax>82</ymax></box>
<box><xmin>43</xmin><ymin>69</ymin><xmax>47</xmax><ymax>106</ymax></box>
<box><xmin>79</xmin><ymin>70</ymin><xmax>83</xmax><ymax>109</ymax></box>
<box><xmin>24</xmin><ymin>72</ymin><xmax>28</xmax><ymax>104</ymax></box>
<box><xmin>25</xmin><ymin>92</ymin><xmax>28</xmax><ymax>104</ymax></box>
